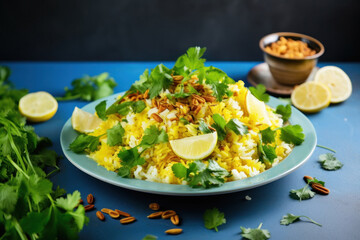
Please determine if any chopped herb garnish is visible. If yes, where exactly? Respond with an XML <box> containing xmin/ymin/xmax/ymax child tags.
<box><xmin>225</xmin><ymin>119</ymin><xmax>248</xmax><ymax>136</ymax></box>
<box><xmin>249</xmin><ymin>84</ymin><xmax>270</xmax><ymax>103</ymax></box>
<box><xmin>276</xmin><ymin>104</ymin><xmax>292</xmax><ymax>122</ymax></box>
<box><xmin>203</xmin><ymin>208</ymin><xmax>226</xmax><ymax>232</ymax></box>
<box><xmin>280</xmin><ymin>124</ymin><xmax>305</xmax><ymax>145</ymax></box>
<box><xmin>172</xmin><ymin>160</ymin><xmax>230</xmax><ymax>188</ymax></box>
<box><xmin>106</xmin><ymin>123</ymin><xmax>125</xmax><ymax>146</ymax></box>
<box><xmin>180</xmin><ymin>117</ymin><xmax>190</xmax><ymax>125</ymax></box>
<box><xmin>318</xmin><ymin>153</ymin><xmax>343</xmax><ymax>170</ymax></box>
<box><xmin>260</xmin><ymin>127</ymin><xmax>276</xmax><ymax>144</ymax></box>
<box><xmin>139</xmin><ymin>125</ymin><xmax>168</xmax><ymax>149</ymax></box>
<box><xmin>290</xmin><ymin>184</ymin><xmax>315</xmax><ymax>201</ymax></box>
<box><xmin>199</xmin><ymin>119</ymin><xmax>213</xmax><ymax>134</ymax></box>
<box><xmin>56</xmin><ymin>72</ymin><xmax>117</xmax><ymax>101</ymax></box>
<box><xmin>69</xmin><ymin>134</ymin><xmax>101</xmax><ymax>153</ymax></box>
<box><xmin>280</xmin><ymin>213</ymin><xmax>322</xmax><ymax>227</ymax></box>
<box><xmin>240</xmin><ymin>223</ymin><xmax>271</xmax><ymax>240</ymax></box>
<box><xmin>117</xmin><ymin>125</ymin><xmax>168</xmax><ymax>178</ymax></box>
<box><xmin>117</xmin><ymin>147</ymin><xmax>145</xmax><ymax>178</ymax></box>
<box><xmin>95</xmin><ymin>100</ymin><xmax>107</xmax><ymax>120</ymax></box>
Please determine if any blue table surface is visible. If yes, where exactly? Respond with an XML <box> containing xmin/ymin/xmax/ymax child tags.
<box><xmin>1</xmin><ymin>61</ymin><xmax>359</xmax><ymax>240</ymax></box>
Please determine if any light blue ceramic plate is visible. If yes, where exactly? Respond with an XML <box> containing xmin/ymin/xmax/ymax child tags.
<box><xmin>60</xmin><ymin>93</ymin><xmax>317</xmax><ymax>196</ymax></box>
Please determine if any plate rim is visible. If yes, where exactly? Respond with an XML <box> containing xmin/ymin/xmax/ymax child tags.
<box><xmin>60</xmin><ymin>92</ymin><xmax>317</xmax><ymax>196</ymax></box>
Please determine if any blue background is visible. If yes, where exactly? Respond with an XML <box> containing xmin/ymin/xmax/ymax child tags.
<box><xmin>2</xmin><ymin>62</ymin><xmax>360</xmax><ymax>239</ymax></box>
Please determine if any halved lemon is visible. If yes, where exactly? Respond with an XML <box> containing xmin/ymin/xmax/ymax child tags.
<box><xmin>71</xmin><ymin>107</ymin><xmax>103</xmax><ymax>133</ymax></box>
<box><xmin>246</xmin><ymin>91</ymin><xmax>271</xmax><ymax>126</ymax></box>
<box><xmin>169</xmin><ymin>132</ymin><xmax>217</xmax><ymax>160</ymax></box>
<box><xmin>19</xmin><ymin>91</ymin><xmax>58</xmax><ymax>122</ymax></box>
<box><xmin>291</xmin><ymin>82</ymin><xmax>331</xmax><ymax>113</ymax></box>
<box><xmin>314</xmin><ymin>66</ymin><xmax>352</xmax><ymax>103</ymax></box>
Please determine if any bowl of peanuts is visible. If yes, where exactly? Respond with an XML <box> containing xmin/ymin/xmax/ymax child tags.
<box><xmin>259</xmin><ymin>32</ymin><xmax>324</xmax><ymax>85</ymax></box>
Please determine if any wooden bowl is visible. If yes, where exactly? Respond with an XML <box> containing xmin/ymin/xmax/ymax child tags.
<box><xmin>259</xmin><ymin>32</ymin><xmax>324</xmax><ymax>86</ymax></box>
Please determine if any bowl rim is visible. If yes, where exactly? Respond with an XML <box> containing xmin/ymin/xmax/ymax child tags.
<box><xmin>259</xmin><ymin>32</ymin><xmax>325</xmax><ymax>61</ymax></box>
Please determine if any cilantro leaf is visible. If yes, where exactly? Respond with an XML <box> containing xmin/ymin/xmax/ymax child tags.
<box><xmin>139</xmin><ymin>125</ymin><xmax>168</xmax><ymax>149</ymax></box>
<box><xmin>172</xmin><ymin>47</ymin><xmax>206</xmax><ymax>77</ymax></box>
<box><xmin>142</xmin><ymin>235</ymin><xmax>158</xmax><ymax>240</ymax></box>
<box><xmin>172</xmin><ymin>163</ymin><xmax>188</xmax><ymax>179</ymax></box>
<box><xmin>199</xmin><ymin>119</ymin><xmax>213</xmax><ymax>134</ymax></box>
<box><xmin>106</xmin><ymin>101</ymin><xmax>146</xmax><ymax>116</ymax></box>
<box><xmin>260</xmin><ymin>127</ymin><xmax>276</xmax><ymax>144</ymax></box>
<box><xmin>129</xmin><ymin>69</ymin><xmax>150</xmax><ymax>94</ymax></box>
<box><xmin>225</xmin><ymin>119</ymin><xmax>248</xmax><ymax>135</ymax></box>
<box><xmin>55</xmin><ymin>190</ymin><xmax>81</xmax><ymax>211</ymax></box>
<box><xmin>205</xmin><ymin>70</ymin><xmax>230</xmax><ymax>102</ymax></box>
<box><xmin>280</xmin><ymin>213</ymin><xmax>322</xmax><ymax>227</ymax></box>
<box><xmin>212</xmin><ymin>114</ymin><xmax>227</xmax><ymax>141</ymax></box>
<box><xmin>56</xmin><ymin>72</ymin><xmax>117</xmax><ymax>101</ymax></box>
<box><xmin>148</xmin><ymin>64</ymin><xmax>173</xmax><ymax>99</ymax></box>
<box><xmin>290</xmin><ymin>185</ymin><xmax>315</xmax><ymax>201</ymax></box>
<box><xmin>318</xmin><ymin>153</ymin><xmax>343</xmax><ymax>170</ymax></box>
<box><xmin>117</xmin><ymin>147</ymin><xmax>145</xmax><ymax>178</ymax></box>
<box><xmin>131</xmin><ymin>101</ymin><xmax>146</xmax><ymax>113</ymax></box>
<box><xmin>276</xmin><ymin>104</ymin><xmax>292</xmax><ymax>122</ymax></box>
<box><xmin>306</xmin><ymin>177</ymin><xmax>325</xmax><ymax>187</ymax></box>
<box><xmin>180</xmin><ymin>117</ymin><xmax>190</xmax><ymax>125</ymax></box>
<box><xmin>106</xmin><ymin>123</ymin><xmax>125</xmax><ymax>146</ymax></box>
<box><xmin>69</xmin><ymin>134</ymin><xmax>101</xmax><ymax>153</ymax></box>
<box><xmin>172</xmin><ymin>160</ymin><xmax>230</xmax><ymax>188</ymax></box>
<box><xmin>280</xmin><ymin>125</ymin><xmax>305</xmax><ymax>145</ymax></box>
<box><xmin>203</xmin><ymin>208</ymin><xmax>226</xmax><ymax>232</ymax></box>
<box><xmin>95</xmin><ymin>100</ymin><xmax>107</xmax><ymax>120</ymax></box>
<box><xmin>20</xmin><ymin>211</ymin><xmax>49</xmax><ymax>234</ymax></box>
<box><xmin>28</xmin><ymin>174</ymin><xmax>53</xmax><ymax>205</ymax></box>
<box><xmin>240</xmin><ymin>223</ymin><xmax>271</xmax><ymax>240</ymax></box>
<box><xmin>0</xmin><ymin>184</ymin><xmax>17</xmax><ymax>214</ymax></box>
<box><xmin>249</xmin><ymin>84</ymin><xmax>269</xmax><ymax>102</ymax></box>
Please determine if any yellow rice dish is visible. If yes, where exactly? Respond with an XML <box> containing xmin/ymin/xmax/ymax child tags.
<box><xmin>70</xmin><ymin>47</ymin><xmax>302</xmax><ymax>188</ymax></box>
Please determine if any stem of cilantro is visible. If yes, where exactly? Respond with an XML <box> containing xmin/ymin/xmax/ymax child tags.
<box><xmin>12</xmin><ymin>218</ymin><xmax>28</xmax><ymax>240</ymax></box>
<box><xmin>299</xmin><ymin>216</ymin><xmax>322</xmax><ymax>227</ymax></box>
<box><xmin>316</xmin><ymin>145</ymin><xmax>336</xmax><ymax>153</ymax></box>
<box><xmin>6</xmin><ymin>155</ymin><xmax>29</xmax><ymax>179</ymax></box>
<box><xmin>257</xmin><ymin>223</ymin><xmax>263</xmax><ymax>229</ymax></box>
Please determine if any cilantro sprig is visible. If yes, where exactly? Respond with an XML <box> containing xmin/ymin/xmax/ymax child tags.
<box><xmin>209</xmin><ymin>114</ymin><xmax>248</xmax><ymax>141</ymax></box>
<box><xmin>249</xmin><ymin>84</ymin><xmax>270</xmax><ymax>102</ymax></box>
<box><xmin>203</xmin><ymin>208</ymin><xmax>226</xmax><ymax>232</ymax></box>
<box><xmin>56</xmin><ymin>72</ymin><xmax>117</xmax><ymax>101</ymax></box>
<box><xmin>280</xmin><ymin>213</ymin><xmax>322</xmax><ymax>227</ymax></box>
<box><xmin>289</xmin><ymin>184</ymin><xmax>316</xmax><ymax>201</ymax></box>
<box><xmin>318</xmin><ymin>153</ymin><xmax>343</xmax><ymax>170</ymax></box>
<box><xmin>240</xmin><ymin>223</ymin><xmax>271</xmax><ymax>240</ymax></box>
<box><xmin>172</xmin><ymin>160</ymin><xmax>230</xmax><ymax>188</ymax></box>
<box><xmin>117</xmin><ymin>125</ymin><xmax>168</xmax><ymax>177</ymax></box>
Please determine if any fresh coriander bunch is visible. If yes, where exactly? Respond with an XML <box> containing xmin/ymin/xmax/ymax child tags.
<box><xmin>0</xmin><ymin>66</ymin><xmax>88</xmax><ymax>239</ymax></box>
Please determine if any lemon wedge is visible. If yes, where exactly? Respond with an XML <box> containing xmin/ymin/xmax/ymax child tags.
<box><xmin>314</xmin><ymin>66</ymin><xmax>352</xmax><ymax>103</ymax></box>
<box><xmin>246</xmin><ymin>91</ymin><xmax>271</xmax><ymax>126</ymax></box>
<box><xmin>71</xmin><ymin>107</ymin><xmax>103</xmax><ymax>133</ymax></box>
<box><xmin>19</xmin><ymin>91</ymin><xmax>58</xmax><ymax>122</ymax></box>
<box><xmin>291</xmin><ymin>82</ymin><xmax>331</xmax><ymax>113</ymax></box>
<box><xmin>170</xmin><ymin>132</ymin><xmax>217</xmax><ymax>160</ymax></box>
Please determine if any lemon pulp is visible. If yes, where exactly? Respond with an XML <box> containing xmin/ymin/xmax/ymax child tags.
<box><xmin>314</xmin><ymin>66</ymin><xmax>352</xmax><ymax>103</ymax></box>
<box><xmin>71</xmin><ymin>107</ymin><xmax>103</xmax><ymax>133</ymax></box>
<box><xmin>19</xmin><ymin>91</ymin><xmax>58</xmax><ymax>122</ymax></box>
<box><xmin>169</xmin><ymin>132</ymin><xmax>218</xmax><ymax>160</ymax></box>
<box><xmin>291</xmin><ymin>82</ymin><xmax>331</xmax><ymax>113</ymax></box>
